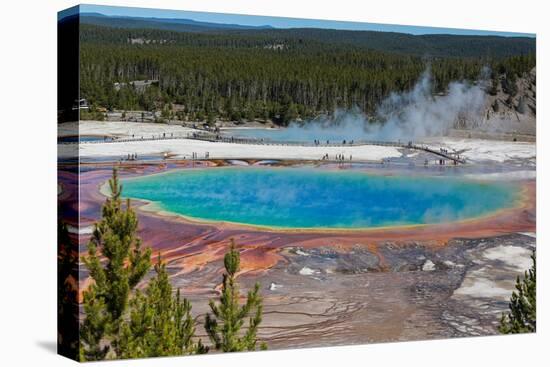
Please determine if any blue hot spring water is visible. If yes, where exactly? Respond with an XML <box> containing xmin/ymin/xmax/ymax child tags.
<box><xmin>121</xmin><ymin>167</ymin><xmax>518</xmax><ymax>229</ymax></box>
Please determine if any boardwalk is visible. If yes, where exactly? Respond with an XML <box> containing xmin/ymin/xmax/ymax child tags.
<box><xmin>61</xmin><ymin>131</ymin><xmax>466</xmax><ymax>164</ymax></box>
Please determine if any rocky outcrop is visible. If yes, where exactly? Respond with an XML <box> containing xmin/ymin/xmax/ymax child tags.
<box><xmin>482</xmin><ymin>67</ymin><xmax>536</xmax><ymax>136</ymax></box>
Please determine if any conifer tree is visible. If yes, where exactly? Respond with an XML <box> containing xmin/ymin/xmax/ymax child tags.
<box><xmin>499</xmin><ymin>251</ymin><xmax>536</xmax><ymax>334</ymax></box>
<box><xmin>118</xmin><ymin>255</ymin><xmax>207</xmax><ymax>358</ymax></box>
<box><xmin>80</xmin><ymin>168</ymin><xmax>152</xmax><ymax>360</ymax></box>
<box><xmin>204</xmin><ymin>240</ymin><xmax>267</xmax><ymax>352</ymax></box>
<box><xmin>80</xmin><ymin>286</ymin><xmax>110</xmax><ymax>360</ymax></box>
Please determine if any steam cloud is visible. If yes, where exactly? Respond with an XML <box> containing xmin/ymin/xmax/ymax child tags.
<box><xmin>284</xmin><ymin>69</ymin><xmax>488</xmax><ymax>142</ymax></box>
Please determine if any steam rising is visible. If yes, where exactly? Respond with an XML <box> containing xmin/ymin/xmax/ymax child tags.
<box><xmin>284</xmin><ymin>69</ymin><xmax>488</xmax><ymax>142</ymax></box>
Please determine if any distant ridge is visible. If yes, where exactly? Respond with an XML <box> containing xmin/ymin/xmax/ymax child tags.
<box><xmin>80</xmin><ymin>18</ymin><xmax>535</xmax><ymax>59</ymax></box>
<box><xmin>80</xmin><ymin>12</ymin><xmax>274</xmax><ymax>32</ymax></box>
<box><xmin>229</xmin><ymin>28</ymin><xmax>535</xmax><ymax>58</ymax></box>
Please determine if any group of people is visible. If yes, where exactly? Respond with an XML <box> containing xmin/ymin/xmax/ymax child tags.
<box><xmin>438</xmin><ymin>147</ymin><xmax>462</xmax><ymax>162</ymax></box>
<box><xmin>320</xmin><ymin>153</ymin><xmax>352</xmax><ymax>162</ymax></box>
<box><xmin>313</xmin><ymin>139</ymin><xmax>355</xmax><ymax>146</ymax></box>
<box><xmin>125</xmin><ymin>153</ymin><xmax>138</xmax><ymax>161</ymax></box>
<box><xmin>126</xmin><ymin>132</ymin><xmax>177</xmax><ymax>141</ymax></box>
<box><xmin>336</xmin><ymin>153</ymin><xmax>351</xmax><ymax>161</ymax></box>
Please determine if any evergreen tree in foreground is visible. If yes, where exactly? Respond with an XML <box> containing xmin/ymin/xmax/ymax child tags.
<box><xmin>499</xmin><ymin>251</ymin><xmax>536</xmax><ymax>334</ymax></box>
<box><xmin>80</xmin><ymin>168</ymin><xmax>152</xmax><ymax>360</ymax></box>
<box><xmin>205</xmin><ymin>240</ymin><xmax>267</xmax><ymax>352</ymax></box>
<box><xmin>118</xmin><ymin>255</ymin><xmax>207</xmax><ymax>358</ymax></box>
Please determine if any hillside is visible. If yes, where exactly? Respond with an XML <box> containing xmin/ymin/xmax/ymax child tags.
<box><xmin>225</xmin><ymin>28</ymin><xmax>535</xmax><ymax>58</ymax></box>
<box><xmin>79</xmin><ymin>14</ymin><xmax>535</xmax><ymax>58</ymax></box>
<box><xmin>77</xmin><ymin>22</ymin><xmax>535</xmax><ymax>126</ymax></box>
<box><xmin>483</xmin><ymin>67</ymin><xmax>536</xmax><ymax>136</ymax></box>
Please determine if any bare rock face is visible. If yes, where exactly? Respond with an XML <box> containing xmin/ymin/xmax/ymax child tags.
<box><xmin>482</xmin><ymin>68</ymin><xmax>536</xmax><ymax>136</ymax></box>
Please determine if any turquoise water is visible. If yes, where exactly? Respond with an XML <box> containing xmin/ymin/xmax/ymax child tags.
<box><xmin>122</xmin><ymin>168</ymin><xmax>518</xmax><ymax>229</ymax></box>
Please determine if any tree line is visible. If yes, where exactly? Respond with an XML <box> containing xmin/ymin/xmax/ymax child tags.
<box><xmin>79</xmin><ymin>20</ymin><xmax>536</xmax><ymax>59</ymax></box>
<box><xmin>79</xmin><ymin>24</ymin><xmax>535</xmax><ymax>125</ymax></box>
<box><xmin>79</xmin><ymin>169</ymin><xmax>266</xmax><ymax>361</ymax></box>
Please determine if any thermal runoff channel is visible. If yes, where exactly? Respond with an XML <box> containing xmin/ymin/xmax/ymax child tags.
<box><xmin>121</xmin><ymin>167</ymin><xmax>519</xmax><ymax>229</ymax></box>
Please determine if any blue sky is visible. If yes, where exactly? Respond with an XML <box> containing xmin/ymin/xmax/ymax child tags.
<box><xmin>68</xmin><ymin>4</ymin><xmax>534</xmax><ymax>37</ymax></box>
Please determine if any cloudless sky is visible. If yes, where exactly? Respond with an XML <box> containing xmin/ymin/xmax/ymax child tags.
<box><xmin>67</xmin><ymin>4</ymin><xmax>534</xmax><ymax>38</ymax></box>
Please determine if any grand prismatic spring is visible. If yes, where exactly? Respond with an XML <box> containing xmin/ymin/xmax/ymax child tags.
<box><xmin>122</xmin><ymin>167</ymin><xmax>520</xmax><ymax>229</ymax></box>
